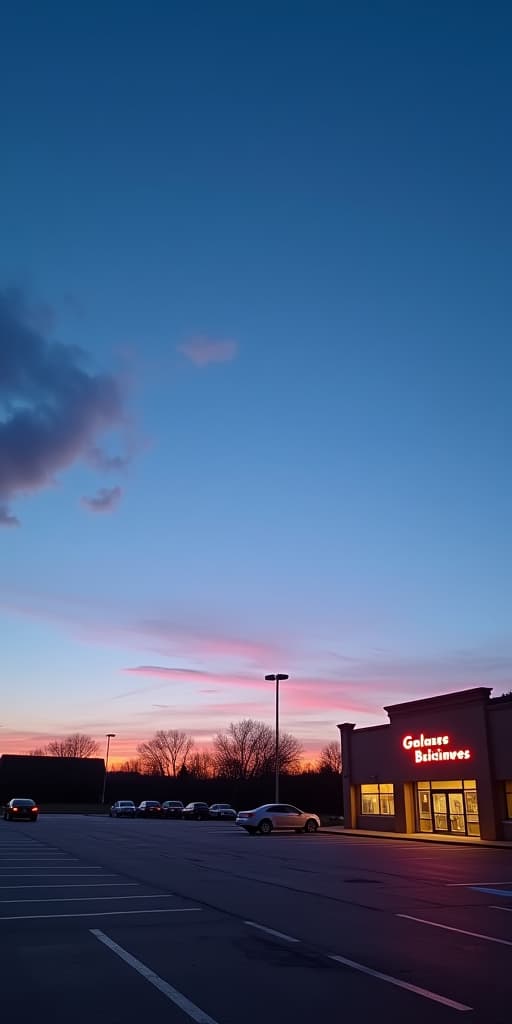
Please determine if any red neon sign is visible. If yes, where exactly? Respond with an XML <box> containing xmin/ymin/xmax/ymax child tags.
<box><xmin>402</xmin><ymin>733</ymin><xmax>471</xmax><ymax>765</ymax></box>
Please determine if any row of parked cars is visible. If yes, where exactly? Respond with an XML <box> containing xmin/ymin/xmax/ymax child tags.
<box><xmin>110</xmin><ymin>799</ymin><xmax>322</xmax><ymax>834</ymax></box>
<box><xmin>109</xmin><ymin>800</ymin><xmax>236</xmax><ymax>820</ymax></box>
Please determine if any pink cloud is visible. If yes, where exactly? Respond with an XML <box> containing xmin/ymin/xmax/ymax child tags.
<box><xmin>120</xmin><ymin>664</ymin><xmax>380</xmax><ymax>718</ymax></box>
<box><xmin>177</xmin><ymin>335</ymin><xmax>238</xmax><ymax>367</ymax></box>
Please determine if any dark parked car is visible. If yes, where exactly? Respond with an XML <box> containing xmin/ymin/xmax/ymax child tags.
<box><xmin>183</xmin><ymin>801</ymin><xmax>210</xmax><ymax>820</ymax></box>
<box><xmin>136</xmin><ymin>800</ymin><xmax>162</xmax><ymax>818</ymax></box>
<box><xmin>209</xmin><ymin>803</ymin><xmax>236</xmax><ymax>820</ymax></box>
<box><xmin>3</xmin><ymin>798</ymin><xmax>39</xmax><ymax>821</ymax></box>
<box><xmin>162</xmin><ymin>800</ymin><xmax>184</xmax><ymax>819</ymax></box>
<box><xmin>110</xmin><ymin>800</ymin><xmax>136</xmax><ymax>818</ymax></box>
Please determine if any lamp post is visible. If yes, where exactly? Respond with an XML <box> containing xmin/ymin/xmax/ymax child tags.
<box><xmin>264</xmin><ymin>674</ymin><xmax>289</xmax><ymax>802</ymax></box>
<box><xmin>101</xmin><ymin>733</ymin><xmax>116</xmax><ymax>805</ymax></box>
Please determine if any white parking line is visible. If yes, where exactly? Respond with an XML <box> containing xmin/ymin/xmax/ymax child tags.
<box><xmin>0</xmin><ymin>867</ymin><xmax>105</xmax><ymax>872</ymax></box>
<box><xmin>0</xmin><ymin>883</ymin><xmax>139</xmax><ymax>889</ymax></box>
<box><xmin>91</xmin><ymin>929</ymin><xmax>220</xmax><ymax>1024</ymax></box>
<box><xmin>491</xmin><ymin>906</ymin><xmax>512</xmax><ymax>914</ymax></box>
<box><xmin>0</xmin><ymin>873</ymin><xmax>118</xmax><ymax>878</ymax></box>
<box><xmin>0</xmin><ymin>908</ymin><xmax>201</xmax><ymax>921</ymax></box>
<box><xmin>0</xmin><ymin>894</ymin><xmax>175</xmax><ymax>903</ymax></box>
<box><xmin>397</xmin><ymin>914</ymin><xmax>512</xmax><ymax>947</ymax></box>
<box><xmin>244</xmin><ymin>920</ymin><xmax>299</xmax><ymax>942</ymax></box>
<box><xmin>329</xmin><ymin>954</ymin><xmax>472</xmax><ymax>1011</ymax></box>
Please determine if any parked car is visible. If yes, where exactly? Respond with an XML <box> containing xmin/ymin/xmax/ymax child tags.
<box><xmin>236</xmin><ymin>803</ymin><xmax>320</xmax><ymax>835</ymax></box>
<box><xmin>3</xmin><ymin>798</ymin><xmax>39</xmax><ymax>822</ymax></box>
<box><xmin>182</xmin><ymin>801</ymin><xmax>210</xmax><ymax>820</ymax></box>
<box><xmin>136</xmin><ymin>800</ymin><xmax>162</xmax><ymax>818</ymax></box>
<box><xmin>209</xmin><ymin>803</ymin><xmax>237</xmax><ymax>820</ymax></box>
<box><xmin>110</xmin><ymin>800</ymin><xmax>136</xmax><ymax>818</ymax></box>
<box><xmin>162</xmin><ymin>800</ymin><xmax>184</xmax><ymax>819</ymax></box>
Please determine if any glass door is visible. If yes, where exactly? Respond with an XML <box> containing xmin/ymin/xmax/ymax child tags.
<box><xmin>448</xmin><ymin>792</ymin><xmax>466</xmax><ymax>833</ymax></box>
<box><xmin>432</xmin><ymin>792</ymin><xmax>448</xmax><ymax>831</ymax></box>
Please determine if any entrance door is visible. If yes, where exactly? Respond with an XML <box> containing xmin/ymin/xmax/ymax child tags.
<box><xmin>432</xmin><ymin>792</ymin><xmax>448</xmax><ymax>831</ymax></box>
<box><xmin>417</xmin><ymin>782</ymin><xmax>479</xmax><ymax>836</ymax></box>
<box><xmin>448</xmin><ymin>792</ymin><xmax>466</xmax><ymax>832</ymax></box>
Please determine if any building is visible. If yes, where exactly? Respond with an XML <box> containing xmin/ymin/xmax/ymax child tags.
<box><xmin>0</xmin><ymin>755</ymin><xmax>105</xmax><ymax>805</ymax></box>
<box><xmin>338</xmin><ymin>687</ymin><xmax>512</xmax><ymax>841</ymax></box>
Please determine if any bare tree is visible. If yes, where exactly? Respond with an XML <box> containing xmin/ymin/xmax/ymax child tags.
<box><xmin>137</xmin><ymin>730</ymin><xmax>194</xmax><ymax>777</ymax></box>
<box><xmin>28</xmin><ymin>747</ymin><xmax>48</xmax><ymax>756</ymax></box>
<box><xmin>46</xmin><ymin>734</ymin><xmax>99</xmax><ymax>758</ymax></box>
<box><xmin>213</xmin><ymin>719</ymin><xmax>303</xmax><ymax>779</ymax></box>
<box><xmin>318</xmin><ymin>740</ymin><xmax>342</xmax><ymax>774</ymax></box>
<box><xmin>187</xmin><ymin>749</ymin><xmax>215</xmax><ymax>779</ymax></box>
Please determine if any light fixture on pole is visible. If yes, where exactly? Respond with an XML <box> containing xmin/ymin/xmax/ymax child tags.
<box><xmin>265</xmin><ymin>673</ymin><xmax>289</xmax><ymax>802</ymax></box>
<box><xmin>101</xmin><ymin>733</ymin><xmax>116</xmax><ymax>805</ymax></box>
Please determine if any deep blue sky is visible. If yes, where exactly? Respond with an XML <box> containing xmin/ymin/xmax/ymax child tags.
<box><xmin>1</xmin><ymin>3</ymin><xmax>510</xmax><ymax>759</ymax></box>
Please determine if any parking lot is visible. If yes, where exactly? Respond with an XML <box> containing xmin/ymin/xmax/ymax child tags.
<box><xmin>1</xmin><ymin>815</ymin><xmax>511</xmax><ymax>1022</ymax></box>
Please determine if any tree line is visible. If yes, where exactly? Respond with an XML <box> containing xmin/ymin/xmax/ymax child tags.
<box><xmin>30</xmin><ymin>721</ymin><xmax>342</xmax><ymax>778</ymax></box>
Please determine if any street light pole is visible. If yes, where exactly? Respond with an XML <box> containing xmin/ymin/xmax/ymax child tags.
<box><xmin>265</xmin><ymin>674</ymin><xmax>289</xmax><ymax>802</ymax></box>
<box><xmin>101</xmin><ymin>733</ymin><xmax>116</xmax><ymax>805</ymax></box>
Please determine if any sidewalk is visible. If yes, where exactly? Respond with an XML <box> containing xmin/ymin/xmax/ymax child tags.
<box><xmin>321</xmin><ymin>825</ymin><xmax>512</xmax><ymax>849</ymax></box>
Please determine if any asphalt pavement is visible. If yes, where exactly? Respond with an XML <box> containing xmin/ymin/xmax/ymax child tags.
<box><xmin>1</xmin><ymin>814</ymin><xmax>511</xmax><ymax>1022</ymax></box>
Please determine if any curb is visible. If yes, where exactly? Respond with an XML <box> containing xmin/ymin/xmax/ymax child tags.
<box><xmin>320</xmin><ymin>828</ymin><xmax>512</xmax><ymax>849</ymax></box>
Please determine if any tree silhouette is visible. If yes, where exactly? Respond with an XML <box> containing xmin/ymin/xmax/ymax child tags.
<box><xmin>318</xmin><ymin>740</ymin><xmax>342</xmax><ymax>774</ymax></box>
<box><xmin>137</xmin><ymin>729</ymin><xmax>194</xmax><ymax>776</ymax></box>
<box><xmin>213</xmin><ymin>719</ymin><xmax>302</xmax><ymax>779</ymax></box>
<box><xmin>45</xmin><ymin>734</ymin><xmax>99</xmax><ymax>758</ymax></box>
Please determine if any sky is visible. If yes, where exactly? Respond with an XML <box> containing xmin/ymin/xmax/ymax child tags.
<box><xmin>1</xmin><ymin>2</ymin><xmax>511</xmax><ymax>764</ymax></box>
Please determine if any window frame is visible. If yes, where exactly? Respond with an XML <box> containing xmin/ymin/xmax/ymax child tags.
<box><xmin>360</xmin><ymin>783</ymin><xmax>395</xmax><ymax>816</ymax></box>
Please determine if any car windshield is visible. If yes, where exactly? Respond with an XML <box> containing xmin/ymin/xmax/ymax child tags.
<box><xmin>12</xmin><ymin>799</ymin><xmax>35</xmax><ymax>807</ymax></box>
<box><xmin>119</xmin><ymin>802</ymin><xmax>134</xmax><ymax>806</ymax></box>
<box><xmin>146</xmin><ymin>802</ymin><xmax>160</xmax><ymax>806</ymax></box>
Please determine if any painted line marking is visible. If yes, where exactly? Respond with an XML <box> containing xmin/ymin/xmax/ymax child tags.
<box><xmin>397</xmin><ymin>914</ymin><xmax>512</xmax><ymax>948</ymax></box>
<box><xmin>329</xmin><ymin>954</ymin><xmax>471</xmax><ymax>1012</ymax></box>
<box><xmin>0</xmin><ymin>908</ymin><xmax>201</xmax><ymax>921</ymax></box>
<box><xmin>491</xmin><ymin>906</ymin><xmax>512</xmax><ymax>914</ymax></box>
<box><xmin>244</xmin><ymin>920</ymin><xmax>300</xmax><ymax>942</ymax></box>
<box><xmin>91</xmin><ymin>929</ymin><xmax>219</xmax><ymax>1023</ymax></box>
<box><xmin>447</xmin><ymin>881</ymin><xmax>512</xmax><ymax>887</ymax></box>
<box><xmin>0</xmin><ymin>894</ymin><xmax>175</xmax><ymax>904</ymax></box>
<box><xmin>0</xmin><ymin>873</ymin><xmax>118</xmax><ymax>878</ymax></box>
<box><xmin>471</xmin><ymin>887</ymin><xmax>512</xmax><ymax>897</ymax></box>
<box><xmin>0</xmin><ymin>883</ymin><xmax>139</xmax><ymax>889</ymax></box>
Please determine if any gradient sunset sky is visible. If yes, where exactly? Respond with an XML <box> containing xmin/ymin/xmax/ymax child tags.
<box><xmin>1</xmin><ymin>3</ymin><xmax>511</xmax><ymax>763</ymax></box>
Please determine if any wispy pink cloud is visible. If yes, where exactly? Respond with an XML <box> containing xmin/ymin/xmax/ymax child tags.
<box><xmin>120</xmin><ymin>664</ymin><xmax>380</xmax><ymax>718</ymax></box>
<box><xmin>177</xmin><ymin>335</ymin><xmax>238</xmax><ymax>367</ymax></box>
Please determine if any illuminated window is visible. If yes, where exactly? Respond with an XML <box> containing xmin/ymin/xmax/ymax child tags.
<box><xmin>506</xmin><ymin>782</ymin><xmax>512</xmax><ymax>819</ymax></box>
<box><xmin>361</xmin><ymin>783</ymin><xmax>395</xmax><ymax>815</ymax></box>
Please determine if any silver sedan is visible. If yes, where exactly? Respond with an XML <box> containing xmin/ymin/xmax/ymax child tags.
<box><xmin>236</xmin><ymin>803</ymin><xmax>320</xmax><ymax>835</ymax></box>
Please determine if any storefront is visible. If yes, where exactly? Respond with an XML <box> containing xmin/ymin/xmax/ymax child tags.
<box><xmin>338</xmin><ymin>687</ymin><xmax>512</xmax><ymax>842</ymax></box>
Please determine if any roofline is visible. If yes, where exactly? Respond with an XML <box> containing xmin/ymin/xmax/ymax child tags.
<box><xmin>384</xmin><ymin>686</ymin><xmax>493</xmax><ymax>718</ymax></box>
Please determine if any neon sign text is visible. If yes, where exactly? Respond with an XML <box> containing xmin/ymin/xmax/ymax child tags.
<box><xmin>402</xmin><ymin>733</ymin><xmax>471</xmax><ymax>765</ymax></box>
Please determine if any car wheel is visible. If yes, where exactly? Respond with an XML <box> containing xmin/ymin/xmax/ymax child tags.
<box><xmin>304</xmin><ymin>819</ymin><xmax>318</xmax><ymax>833</ymax></box>
<box><xmin>258</xmin><ymin>819</ymin><xmax>272</xmax><ymax>835</ymax></box>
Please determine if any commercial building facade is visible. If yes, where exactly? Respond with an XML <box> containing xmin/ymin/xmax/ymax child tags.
<box><xmin>338</xmin><ymin>687</ymin><xmax>512</xmax><ymax>842</ymax></box>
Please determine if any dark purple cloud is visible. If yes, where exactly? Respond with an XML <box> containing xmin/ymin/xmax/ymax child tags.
<box><xmin>81</xmin><ymin>486</ymin><xmax>122</xmax><ymax>512</ymax></box>
<box><xmin>0</xmin><ymin>504</ymin><xmax>19</xmax><ymax>527</ymax></box>
<box><xmin>0</xmin><ymin>287</ymin><xmax>126</xmax><ymax>524</ymax></box>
